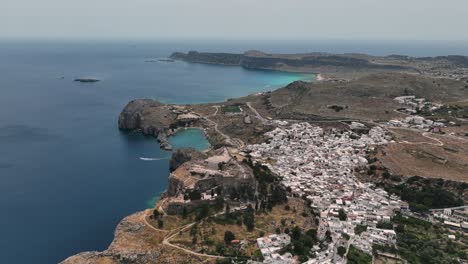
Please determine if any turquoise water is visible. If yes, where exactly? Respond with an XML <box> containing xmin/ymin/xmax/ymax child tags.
<box><xmin>144</xmin><ymin>128</ymin><xmax>210</xmax><ymax>208</ymax></box>
<box><xmin>168</xmin><ymin>128</ymin><xmax>211</xmax><ymax>151</ymax></box>
<box><xmin>145</xmin><ymin>194</ymin><xmax>162</xmax><ymax>208</ymax></box>
<box><xmin>0</xmin><ymin>41</ymin><xmax>312</xmax><ymax>264</ymax></box>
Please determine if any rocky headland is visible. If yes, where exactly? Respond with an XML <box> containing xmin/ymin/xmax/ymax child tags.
<box><xmin>118</xmin><ymin>99</ymin><xmax>208</xmax><ymax>150</ymax></box>
<box><xmin>171</xmin><ymin>50</ymin><xmax>468</xmax><ymax>81</ymax></box>
<box><xmin>74</xmin><ymin>78</ymin><xmax>100</xmax><ymax>83</ymax></box>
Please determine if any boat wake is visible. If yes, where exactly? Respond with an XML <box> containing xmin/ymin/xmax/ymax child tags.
<box><xmin>139</xmin><ymin>157</ymin><xmax>165</xmax><ymax>161</ymax></box>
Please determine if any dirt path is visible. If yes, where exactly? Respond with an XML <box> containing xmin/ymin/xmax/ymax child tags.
<box><xmin>203</xmin><ymin>105</ymin><xmax>246</xmax><ymax>148</ymax></box>
<box><xmin>152</xmin><ymin>207</ymin><xmax>244</xmax><ymax>259</ymax></box>
<box><xmin>141</xmin><ymin>209</ymin><xmax>226</xmax><ymax>259</ymax></box>
<box><xmin>246</xmin><ymin>102</ymin><xmax>268</xmax><ymax>124</ymax></box>
<box><xmin>387</xmin><ymin>127</ymin><xmax>444</xmax><ymax>146</ymax></box>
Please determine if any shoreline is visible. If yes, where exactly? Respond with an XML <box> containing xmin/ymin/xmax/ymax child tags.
<box><xmin>62</xmin><ymin>54</ymin><xmax>468</xmax><ymax>264</ymax></box>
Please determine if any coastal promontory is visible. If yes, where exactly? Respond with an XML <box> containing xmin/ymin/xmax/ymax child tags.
<box><xmin>64</xmin><ymin>53</ymin><xmax>468</xmax><ymax>264</ymax></box>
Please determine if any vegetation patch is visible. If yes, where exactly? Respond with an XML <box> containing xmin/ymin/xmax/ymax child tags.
<box><xmin>385</xmin><ymin>180</ymin><xmax>463</xmax><ymax>212</ymax></box>
<box><xmin>347</xmin><ymin>245</ymin><xmax>371</xmax><ymax>264</ymax></box>
<box><xmin>221</xmin><ymin>105</ymin><xmax>242</xmax><ymax>113</ymax></box>
<box><xmin>384</xmin><ymin>213</ymin><xmax>467</xmax><ymax>264</ymax></box>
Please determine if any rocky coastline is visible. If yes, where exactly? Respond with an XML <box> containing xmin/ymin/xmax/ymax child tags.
<box><xmin>170</xmin><ymin>50</ymin><xmax>468</xmax><ymax>80</ymax></box>
<box><xmin>118</xmin><ymin>99</ymin><xmax>201</xmax><ymax>151</ymax></box>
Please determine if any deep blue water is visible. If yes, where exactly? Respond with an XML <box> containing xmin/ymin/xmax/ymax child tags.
<box><xmin>1</xmin><ymin>40</ymin><xmax>467</xmax><ymax>264</ymax></box>
<box><xmin>0</xmin><ymin>41</ymin><xmax>312</xmax><ymax>264</ymax></box>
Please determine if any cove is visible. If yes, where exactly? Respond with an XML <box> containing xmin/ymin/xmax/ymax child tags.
<box><xmin>168</xmin><ymin>128</ymin><xmax>211</xmax><ymax>151</ymax></box>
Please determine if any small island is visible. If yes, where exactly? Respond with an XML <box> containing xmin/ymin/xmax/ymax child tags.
<box><xmin>74</xmin><ymin>78</ymin><xmax>100</xmax><ymax>83</ymax></box>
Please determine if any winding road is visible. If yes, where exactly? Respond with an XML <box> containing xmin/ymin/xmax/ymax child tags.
<box><xmin>203</xmin><ymin>105</ymin><xmax>245</xmax><ymax>148</ymax></box>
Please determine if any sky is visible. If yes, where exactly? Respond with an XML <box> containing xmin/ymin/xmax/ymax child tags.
<box><xmin>1</xmin><ymin>0</ymin><xmax>468</xmax><ymax>41</ymax></box>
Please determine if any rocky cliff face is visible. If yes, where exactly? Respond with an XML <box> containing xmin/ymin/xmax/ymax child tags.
<box><xmin>118</xmin><ymin>99</ymin><xmax>178</xmax><ymax>150</ymax></box>
<box><xmin>170</xmin><ymin>50</ymin><xmax>414</xmax><ymax>75</ymax></box>
<box><xmin>169</xmin><ymin>148</ymin><xmax>207</xmax><ymax>172</ymax></box>
<box><xmin>118</xmin><ymin>99</ymin><xmax>165</xmax><ymax>132</ymax></box>
<box><xmin>61</xmin><ymin>211</ymin><xmax>211</xmax><ymax>264</ymax></box>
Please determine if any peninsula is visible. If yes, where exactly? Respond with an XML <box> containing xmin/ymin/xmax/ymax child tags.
<box><xmin>171</xmin><ymin>50</ymin><xmax>468</xmax><ymax>81</ymax></box>
<box><xmin>63</xmin><ymin>51</ymin><xmax>468</xmax><ymax>264</ymax></box>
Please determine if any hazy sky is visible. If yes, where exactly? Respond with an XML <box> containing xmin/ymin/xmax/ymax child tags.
<box><xmin>1</xmin><ymin>0</ymin><xmax>467</xmax><ymax>41</ymax></box>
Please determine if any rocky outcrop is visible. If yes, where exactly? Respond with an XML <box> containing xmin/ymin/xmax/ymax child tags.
<box><xmin>118</xmin><ymin>99</ymin><xmax>164</xmax><ymax>131</ymax></box>
<box><xmin>74</xmin><ymin>78</ymin><xmax>100</xmax><ymax>83</ymax></box>
<box><xmin>118</xmin><ymin>99</ymin><xmax>206</xmax><ymax>150</ymax></box>
<box><xmin>169</xmin><ymin>148</ymin><xmax>207</xmax><ymax>172</ymax></box>
<box><xmin>61</xmin><ymin>211</ymin><xmax>210</xmax><ymax>264</ymax></box>
<box><xmin>118</xmin><ymin>99</ymin><xmax>178</xmax><ymax>150</ymax></box>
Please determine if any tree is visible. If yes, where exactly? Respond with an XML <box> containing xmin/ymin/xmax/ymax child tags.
<box><xmin>189</xmin><ymin>190</ymin><xmax>202</xmax><ymax>200</ymax></box>
<box><xmin>243</xmin><ymin>204</ymin><xmax>255</xmax><ymax>231</ymax></box>
<box><xmin>281</xmin><ymin>218</ymin><xmax>287</xmax><ymax>226</ymax></box>
<box><xmin>182</xmin><ymin>207</ymin><xmax>188</xmax><ymax>219</ymax></box>
<box><xmin>376</xmin><ymin>221</ymin><xmax>393</xmax><ymax>230</ymax></box>
<box><xmin>342</xmin><ymin>233</ymin><xmax>350</xmax><ymax>240</ymax></box>
<box><xmin>190</xmin><ymin>224</ymin><xmax>198</xmax><ymax>237</ymax></box>
<box><xmin>338</xmin><ymin>246</ymin><xmax>346</xmax><ymax>257</ymax></box>
<box><xmin>224</xmin><ymin>231</ymin><xmax>235</xmax><ymax>244</ymax></box>
<box><xmin>395</xmin><ymin>224</ymin><xmax>405</xmax><ymax>233</ymax></box>
<box><xmin>215</xmin><ymin>196</ymin><xmax>224</xmax><ymax>209</ymax></box>
<box><xmin>157</xmin><ymin>219</ymin><xmax>164</xmax><ymax>228</ymax></box>
<box><xmin>325</xmin><ymin>230</ymin><xmax>332</xmax><ymax>242</ymax></box>
<box><xmin>306</xmin><ymin>229</ymin><xmax>317</xmax><ymax>240</ymax></box>
<box><xmin>196</xmin><ymin>204</ymin><xmax>210</xmax><ymax>220</ymax></box>
<box><xmin>338</xmin><ymin>209</ymin><xmax>347</xmax><ymax>221</ymax></box>
<box><xmin>291</xmin><ymin>226</ymin><xmax>302</xmax><ymax>240</ymax></box>
<box><xmin>216</xmin><ymin>243</ymin><xmax>225</xmax><ymax>255</ymax></box>
<box><xmin>225</xmin><ymin>203</ymin><xmax>231</xmax><ymax>218</ymax></box>
<box><xmin>347</xmin><ymin>246</ymin><xmax>372</xmax><ymax>264</ymax></box>
<box><xmin>354</xmin><ymin>225</ymin><xmax>367</xmax><ymax>235</ymax></box>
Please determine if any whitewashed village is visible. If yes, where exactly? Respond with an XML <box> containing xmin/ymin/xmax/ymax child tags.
<box><xmin>244</xmin><ymin>122</ymin><xmax>408</xmax><ymax>263</ymax></box>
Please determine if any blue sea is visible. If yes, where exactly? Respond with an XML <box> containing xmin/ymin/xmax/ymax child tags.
<box><xmin>0</xmin><ymin>40</ymin><xmax>467</xmax><ymax>264</ymax></box>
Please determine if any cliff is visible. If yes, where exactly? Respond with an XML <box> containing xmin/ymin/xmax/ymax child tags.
<box><xmin>169</xmin><ymin>148</ymin><xmax>207</xmax><ymax>172</ymax></box>
<box><xmin>60</xmin><ymin>211</ymin><xmax>212</xmax><ymax>264</ymax></box>
<box><xmin>170</xmin><ymin>51</ymin><xmax>243</xmax><ymax>66</ymax></box>
<box><xmin>170</xmin><ymin>50</ymin><xmax>468</xmax><ymax>81</ymax></box>
<box><xmin>118</xmin><ymin>99</ymin><xmax>204</xmax><ymax>150</ymax></box>
<box><xmin>170</xmin><ymin>50</ymin><xmax>416</xmax><ymax>77</ymax></box>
